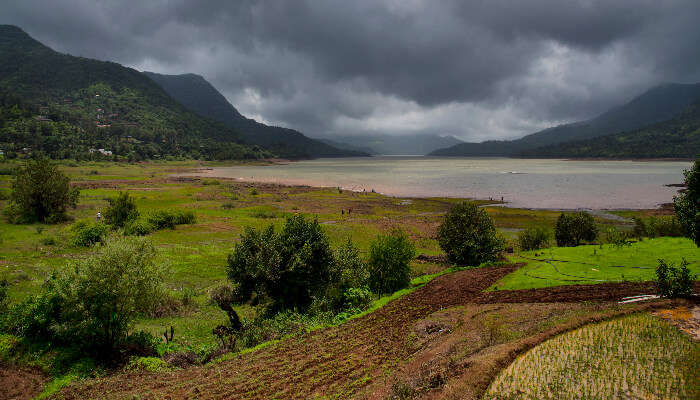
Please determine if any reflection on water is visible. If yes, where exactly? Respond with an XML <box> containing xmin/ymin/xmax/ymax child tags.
<box><xmin>199</xmin><ymin>157</ymin><xmax>691</xmax><ymax>209</ymax></box>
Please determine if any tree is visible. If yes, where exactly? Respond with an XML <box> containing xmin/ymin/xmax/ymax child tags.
<box><xmin>104</xmin><ymin>191</ymin><xmax>139</xmax><ymax>227</ymax></box>
<box><xmin>674</xmin><ymin>156</ymin><xmax>699</xmax><ymax>246</ymax></box>
<box><xmin>226</xmin><ymin>214</ymin><xmax>335</xmax><ymax>311</ymax></box>
<box><xmin>367</xmin><ymin>229</ymin><xmax>416</xmax><ymax>294</ymax></box>
<box><xmin>437</xmin><ymin>202</ymin><xmax>505</xmax><ymax>266</ymax></box>
<box><xmin>555</xmin><ymin>212</ymin><xmax>598</xmax><ymax>246</ymax></box>
<box><xmin>6</xmin><ymin>158</ymin><xmax>78</xmax><ymax>223</ymax></box>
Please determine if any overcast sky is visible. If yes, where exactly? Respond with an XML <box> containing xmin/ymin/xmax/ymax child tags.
<box><xmin>2</xmin><ymin>0</ymin><xmax>700</xmax><ymax>141</ymax></box>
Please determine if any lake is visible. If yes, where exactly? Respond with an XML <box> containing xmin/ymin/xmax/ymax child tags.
<box><xmin>197</xmin><ymin>157</ymin><xmax>691</xmax><ymax>209</ymax></box>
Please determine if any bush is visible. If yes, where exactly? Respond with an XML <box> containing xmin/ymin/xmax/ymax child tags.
<box><xmin>227</xmin><ymin>214</ymin><xmax>334</xmax><ymax>311</ymax></box>
<box><xmin>603</xmin><ymin>227</ymin><xmax>631</xmax><ymax>248</ymax></box>
<box><xmin>123</xmin><ymin>218</ymin><xmax>155</xmax><ymax>236</ymax></box>
<box><xmin>146</xmin><ymin>209</ymin><xmax>196</xmax><ymax>230</ymax></box>
<box><xmin>633</xmin><ymin>216</ymin><xmax>684</xmax><ymax>239</ymax></box>
<box><xmin>126</xmin><ymin>356</ymin><xmax>173</xmax><ymax>373</ymax></box>
<box><xmin>0</xmin><ymin>279</ymin><xmax>7</xmax><ymax>313</ymax></box>
<box><xmin>341</xmin><ymin>287</ymin><xmax>373</xmax><ymax>311</ymax></box>
<box><xmin>555</xmin><ymin>212</ymin><xmax>598</xmax><ymax>247</ymax></box>
<box><xmin>656</xmin><ymin>259</ymin><xmax>695</xmax><ymax>298</ymax></box>
<box><xmin>321</xmin><ymin>239</ymin><xmax>370</xmax><ymax>312</ymax></box>
<box><xmin>673</xmin><ymin>156</ymin><xmax>699</xmax><ymax>246</ymax></box>
<box><xmin>437</xmin><ymin>202</ymin><xmax>505</xmax><ymax>266</ymax></box>
<box><xmin>70</xmin><ymin>219</ymin><xmax>109</xmax><ymax>247</ymax></box>
<box><xmin>517</xmin><ymin>227</ymin><xmax>550</xmax><ymax>251</ymax></box>
<box><xmin>201</xmin><ymin>179</ymin><xmax>220</xmax><ymax>186</ymax></box>
<box><xmin>5</xmin><ymin>158</ymin><xmax>79</xmax><ymax>223</ymax></box>
<box><xmin>104</xmin><ymin>192</ymin><xmax>139</xmax><ymax>228</ymax></box>
<box><xmin>367</xmin><ymin>229</ymin><xmax>416</xmax><ymax>295</ymax></box>
<box><xmin>5</xmin><ymin>237</ymin><xmax>165</xmax><ymax>356</ymax></box>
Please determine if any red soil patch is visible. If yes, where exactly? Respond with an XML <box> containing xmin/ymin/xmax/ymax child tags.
<box><xmin>472</xmin><ymin>281</ymin><xmax>700</xmax><ymax>304</ymax></box>
<box><xmin>0</xmin><ymin>366</ymin><xmax>46</xmax><ymax>400</ymax></box>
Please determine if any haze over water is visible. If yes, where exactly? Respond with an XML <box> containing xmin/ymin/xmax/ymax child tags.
<box><xmin>203</xmin><ymin>157</ymin><xmax>691</xmax><ymax>209</ymax></box>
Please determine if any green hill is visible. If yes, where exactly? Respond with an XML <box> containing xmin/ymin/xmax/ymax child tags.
<box><xmin>143</xmin><ymin>72</ymin><xmax>368</xmax><ymax>158</ymax></box>
<box><xmin>0</xmin><ymin>25</ymin><xmax>269</xmax><ymax>160</ymax></box>
<box><xmin>430</xmin><ymin>82</ymin><xmax>700</xmax><ymax>157</ymax></box>
<box><xmin>520</xmin><ymin>100</ymin><xmax>700</xmax><ymax>159</ymax></box>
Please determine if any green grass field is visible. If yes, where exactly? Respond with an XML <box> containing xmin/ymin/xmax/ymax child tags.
<box><xmin>493</xmin><ymin>237</ymin><xmax>699</xmax><ymax>291</ymax></box>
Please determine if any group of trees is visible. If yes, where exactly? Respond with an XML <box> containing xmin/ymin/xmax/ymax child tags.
<box><xmin>225</xmin><ymin>215</ymin><xmax>417</xmax><ymax>319</ymax></box>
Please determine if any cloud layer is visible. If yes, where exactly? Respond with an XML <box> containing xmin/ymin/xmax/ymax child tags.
<box><xmin>2</xmin><ymin>0</ymin><xmax>699</xmax><ymax>140</ymax></box>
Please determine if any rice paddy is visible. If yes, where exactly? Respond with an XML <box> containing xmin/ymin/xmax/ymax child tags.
<box><xmin>485</xmin><ymin>313</ymin><xmax>700</xmax><ymax>400</ymax></box>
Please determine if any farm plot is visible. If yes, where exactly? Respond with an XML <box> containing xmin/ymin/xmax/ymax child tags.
<box><xmin>485</xmin><ymin>313</ymin><xmax>700</xmax><ymax>400</ymax></box>
<box><xmin>493</xmin><ymin>237</ymin><xmax>700</xmax><ymax>291</ymax></box>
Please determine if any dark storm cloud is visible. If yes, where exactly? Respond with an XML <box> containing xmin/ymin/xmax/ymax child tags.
<box><xmin>1</xmin><ymin>0</ymin><xmax>699</xmax><ymax>140</ymax></box>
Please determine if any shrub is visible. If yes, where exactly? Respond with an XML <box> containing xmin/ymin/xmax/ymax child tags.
<box><xmin>104</xmin><ymin>192</ymin><xmax>139</xmax><ymax>228</ymax></box>
<box><xmin>673</xmin><ymin>156</ymin><xmax>699</xmax><ymax>246</ymax></box>
<box><xmin>227</xmin><ymin>214</ymin><xmax>334</xmax><ymax>311</ymax></box>
<box><xmin>437</xmin><ymin>202</ymin><xmax>505</xmax><ymax>266</ymax></box>
<box><xmin>603</xmin><ymin>227</ymin><xmax>631</xmax><ymax>248</ymax></box>
<box><xmin>517</xmin><ymin>227</ymin><xmax>550</xmax><ymax>251</ymax></box>
<box><xmin>341</xmin><ymin>287</ymin><xmax>373</xmax><ymax>311</ymax></box>
<box><xmin>126</xmin><ymin>356</ymin><xmax>173</xmax><ymax>373</ymax></box>
<box><xmin>123</xmin><ymin>218</ymin><xmax>155</xmax><ymax>236</ymax></box>
<box><xmin>5</xmin><ymin>237</ymin><xmax>166</xmax><ymax>355</ymax></box>
<box><xmin>555</xmin><ymin>212</ymin><xmax>598</xmax><ymax>247</ymax></box>
<box><xmin>367</xmin><ymin>229</ymin><xmax>416</xmax><ymax>294</ymax></box>
<box><xmin>201</xmin><ymin>179</ymin><xmax>220</xmax><ymax>186</ymax></box>
<box><xmin>0</xmin><ymin>278</ymin><xmax>8</xmax><ymax>313</ymax></box>
<box><xmin>146</xmin><ymin>209</ymin><xmax>196</xmax><ymax>230</ymax></box>
<box><xmin>5</xmin><ymin>158</ymin><xmax>79</xmax><ymax>223</ymax></box>
<box><xmin>322</xmin><ymin>240</ymin><xmax>370</xmax><ymax>312</ymax></box>
<box><xmin>656</xmin><ymin>259</ymin><xmax>695</xmax><ymax>298</ymax></box>
<box><xmin>70</xmin><ymin>219</ymin><xmax>109</xmax><ymax>247</ymax></box>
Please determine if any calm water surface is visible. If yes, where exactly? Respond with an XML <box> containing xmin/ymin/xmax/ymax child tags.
<box><xmin>201</xmin><ymin>157</ymin><xmax>691</xmax><ymax>209</ymax></box>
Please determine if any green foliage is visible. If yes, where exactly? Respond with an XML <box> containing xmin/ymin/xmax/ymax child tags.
<box><xmin>319</xmin><ymin>239</ymin><xmax>370</xmax><ymax>312</ymax></box>
<box><xmin>0</xmin><ymin>278</ymin><xmax>7</xmax><ymax>313</ymax></box>
<box><xmin>633</xmin><ymin>216</ymin><xmax>685</xmax><ymax>239</ymax></box>
<box><xmin>603</xmin><ymin>227</ymin><xmax>631</xmax><ymax>248</ymax></box>
<box><xmin>3</xmin><ymin>237</ymin><xmax>165</xmax><ymax>355</ymax></box>
<box><xmin>125</xmin><ymin>356</ymin><xmax>173</xmax><ymax>373</ymax></box>
<box><xmin>123</xmin><ymin>218</ymin><xmax>155</xmax><ymax>236</ymax></box>
<box><xmin>517</xmin><ymin>227</ymin><xmax>550</xmax><ymax>251</ymax></box>
<box><xmin>555</xmin><ymin>212</ymin><xmax>598</xmax><ymax>247</ymax></box>
<box><xmin>104</xmin><ymin>191</ymin><xmax>138</xmax><ymax>227</ymax></box>
<box><xmin>656</xmin><ymin>259</ymin><xmax>695</xmax><ymax>298</ymax></box>
<box><xmin>69</xmin><ymin>219</ymin><xmax>108</xmax><ymax>247</ymax></box>
<box><xmin>5</xmin><ymin>158</ymin><xmax>78</xmax><ymax>223</ymax></box>
<box><xmin>367</xmin><ymin>229</ymin><xmax>416</xmax><ymax>295</ymax></box>
<box><xmin>146</xmin><ymin>209</ymin><xmax>196</xmax><ymax>230</ymax></box>
<box><xmin>227</xmin><ymin>214</ymin><xmax>335</xmax><ymax>311</ymax></box>
<box><xmin>437</xmin><ymin>202</ymin><xmax>505</xmax><ymax>266</ymax></box>
<box><xmin>674</xmin><ymin>156</ymin><xmax>700</xmax><ymax>246</ymax></box>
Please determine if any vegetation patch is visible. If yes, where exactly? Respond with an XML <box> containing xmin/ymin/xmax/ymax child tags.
<box><xmin>485</xmin><ymin>313</ymin><xmax>699</xmax><ymax>399</ymax></box>
<box><xmin>494</xmin><ymin>237</ymin><xmax>700</xmax><ymax>290</ymax></box>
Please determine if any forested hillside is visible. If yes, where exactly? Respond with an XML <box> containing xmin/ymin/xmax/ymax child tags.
<box><xmin>143</xmin><ymin>72</ymin><xmax>367</xmax><ymax>158</ymax></box>
<box><xmin>521</xmin><ymin>101</ymin><xmax>700</xmax><ymax>159</ymax></box>
<box><xmin>431</xmin><ymin>82</ymin><xmax>700</xmax><ymax>157</ymax></box>
<box><xmin>0</xmin><ymin>25</ymin><xmax>269</xmax><ymax>160</ymax></box>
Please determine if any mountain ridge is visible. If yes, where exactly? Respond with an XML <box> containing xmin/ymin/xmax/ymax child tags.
<box><xmin>430</xmin><ymin>82</ymin><xmax>700</xmax><ymax>157</ymax></box>
<box><xmin>142</xmin><ymin>72</ymin><xmax>368</xmax><ymax>159</ymax></box>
